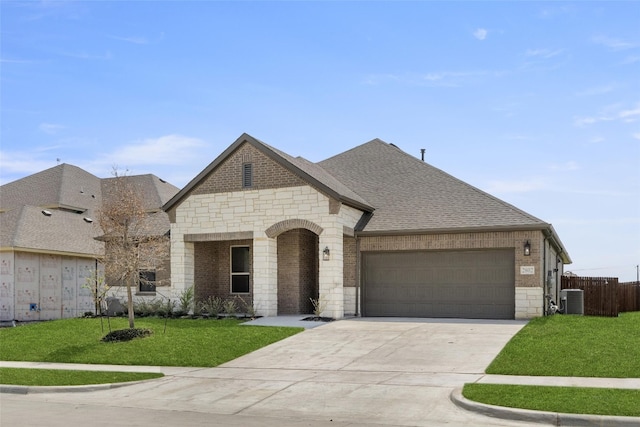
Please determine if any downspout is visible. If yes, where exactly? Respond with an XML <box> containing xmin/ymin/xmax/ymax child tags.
<box><xmin>355</xmin><ymin>235</ymin><xmax>361</xmax><ymax>317</ymax></box>
<box><xmin>543</xmin><ymin>236</ymin><xmax>548</xmax><ymax>316</ymax></box>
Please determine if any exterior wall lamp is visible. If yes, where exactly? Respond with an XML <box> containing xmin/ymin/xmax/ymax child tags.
<box><xmin>323</xmin><ymin>246</ymin><xmax>330</xmax><ymax>261</ymax></box>
<box><xmin>524</xmin><ymin>240</ymin><xmax>531</xmax><ymax>256</ymax></box>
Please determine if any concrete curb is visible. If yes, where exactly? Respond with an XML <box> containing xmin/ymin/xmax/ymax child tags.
<box><xmin>450</xmin><ymin>388</ymin><xmax>640</xmax><ymax>427</ymax></box>
<box><xmin>0</xmin><ymin>378</ymin><xmax>160</xmax><ymax>395</ymax></box>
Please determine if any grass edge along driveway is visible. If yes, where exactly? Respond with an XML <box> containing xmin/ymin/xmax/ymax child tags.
<box><xmin>0</xmin><ymin>367</ymin><xmax>163</xmax><ymax>386</ymax></box>
<box><xmin>463</xmin><ymin>312</ymin><xmax>640</xmax><ymax>417</ymax></box>
<box><xmin>0</xmin><ymin>317</ymin><xmax>303</xmax><ymax>386</ymax></box>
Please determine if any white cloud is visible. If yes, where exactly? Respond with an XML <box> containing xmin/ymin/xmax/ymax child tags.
<box><xmin>363</xmin><ymin>70</ymin><xmax>487</xmax><ymax>88</ymax></box>
<box><xmin>109</xmin><ymin>35</ymin><xmax>149</xmax><ymax>45</ymax></box>
<box><xmin>39</xmin><ymin>122</ymin><xmax>65</xmax><ymax>134</ymax></box>
<box><xmin>621</xmin><ymin>55</ymin><xmax>640</xmax><ymax>65</ymax></box>
<box><xmin>0</xmin><ymin>150</ymin><xmax>61</xmax><ymax>184</ymax></box>
<box><xmin>473</xmin><ymin>28</ymin><xmax>488</xmax><ymax>41</ymax></box>
<box><xmin>574</xmin><ymin>103</ymin><xmax>640</xmax><ymax>126</ymax></box>
<box><xmin>525</xmin><ymin>48</ymin><xmax>564</xmax><ymax>58</ymax></box>
<box><xmin>99</xmin><ymin>134</ymin><xmax>208</xmax><ymax>168</ymax></box>
<box><xmin>59</xmin><ymin>50</ymin><xmax>113</xmax><ymax>60</ymax></box>
<box><xmin>575</xmin><ymin>84</ymin><xmax>616</xmax><ymax>97</ymax></box>
<box><xmin>632</xmin><ymin>133</ymin><xmax>640</xmax><ymax>140</ymax></box>
<box><xmin>592</xmin><ymin>35</ymin><xmax>638</xmax><ymax>51</ymax></box>
<box><xmin>619</xmin><ymin>106</ymin><xmax>640</xmax><ymax>122</ymax></box>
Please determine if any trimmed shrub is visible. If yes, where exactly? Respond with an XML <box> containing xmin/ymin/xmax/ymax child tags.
<box><xmin>101</xmin><ymin>328</ymin><xmax>153</xmax><ymax>343</ymax></box>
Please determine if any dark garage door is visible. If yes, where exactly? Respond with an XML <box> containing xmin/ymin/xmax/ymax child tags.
<box><xmin>362</xmin><ymin>249</ymin><xmax>515</xmax><ymax>319</ymax></box>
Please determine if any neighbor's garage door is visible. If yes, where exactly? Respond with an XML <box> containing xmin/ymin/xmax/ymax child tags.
<box><xmin>362</xmin><ymin>249</ymin><xmax>515</xmax><ymax>319</ymax></box>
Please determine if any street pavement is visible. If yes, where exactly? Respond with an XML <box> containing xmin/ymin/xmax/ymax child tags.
<box><xmin>1</xmin><ymin>317</ymin><xmax>639</xmax><ymax>426</ymax></box>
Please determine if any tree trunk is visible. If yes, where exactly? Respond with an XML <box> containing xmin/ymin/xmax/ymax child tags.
<box><xmin>127</xmin><ymin>274</ymin><xmax>135</xmax><ymax>329</ymax></box>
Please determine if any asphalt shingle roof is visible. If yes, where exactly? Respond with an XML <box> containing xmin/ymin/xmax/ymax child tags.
<box><xmin>0</xmin><ymin>164</ymin><xmax>102</xmax><ymax>214</ymax></box>
<box><xmin>0</xmin><ymin>205</ymin><xmax>103</xmax><ymax>256</ymax></box>
<box><xmin>0</xmin><ymin>164</ymin><xmax>179</xmax><ymax>256</ymax></box>
<box><xmin>318</xmin><ymin>139</ymin><xmax>549</xmax><ymax>233</ymax></box>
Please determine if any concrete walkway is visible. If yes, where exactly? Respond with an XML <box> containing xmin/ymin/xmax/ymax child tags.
<box><xmin>1</xmin><ymin>318</ymin><xmax>639</xmax><ymax>426</ymax></box>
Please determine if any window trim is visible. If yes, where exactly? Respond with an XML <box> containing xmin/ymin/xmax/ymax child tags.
<box><xmin>138</xmin><ymin>269</ymin><xmax>157</xmax><ymax>293</ymax></box>
<box><xmin>242</xmin><ymin>163</ymin><xmax>253</xmax><ymax>188</ymax></box>
<box><xmin>230</xmin><ymin>245</ymin><xmax>250</xmax><ymax>294</ymax></box>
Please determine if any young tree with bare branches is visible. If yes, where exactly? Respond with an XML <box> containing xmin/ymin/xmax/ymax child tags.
<box><xmin>97</xmin><ymin>170</ymin><xmax>170</xmax><ymax>329</ymax></box>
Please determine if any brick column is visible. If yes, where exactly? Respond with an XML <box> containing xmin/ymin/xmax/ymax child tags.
<box><xmin>253</xmin><ymin>236</ymin><xmax>277</xmax><ymax>316</ymax></box>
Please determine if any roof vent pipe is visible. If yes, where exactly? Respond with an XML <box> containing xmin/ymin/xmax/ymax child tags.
<box><xmin>420</xmin><ymin>148</ymin><xmax>425</xmax><ymax>161</ymax></box>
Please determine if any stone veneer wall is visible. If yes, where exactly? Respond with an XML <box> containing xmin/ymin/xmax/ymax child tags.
<box><xmin>515</xmin><ymin>287</ymin><xmax>544</xmax><ymax>318</ymax></box>
<box><xmin>170</xmin><ymin>184</ymin><xmax>364</xmax><ymax>318</ymax></box>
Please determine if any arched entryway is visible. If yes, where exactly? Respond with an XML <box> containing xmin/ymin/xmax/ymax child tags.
<box><xmin>276</xmin><ymin>228</ymin><xmax>319</xmax><ymax>314</ymax></box>
<box><xmin>266</xmin><ymin>219</ymin><xmax>321</xmax><ymax>315</ymax></box>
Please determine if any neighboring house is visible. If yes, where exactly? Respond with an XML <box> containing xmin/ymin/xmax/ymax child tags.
<box><xmin>0</xmin><ymin>164</ymin><xmax>179</xmax><ymax>321</ymax></box>
<box><xmin>164</xmin><ymin>133</ymin><xmax>571</xmax><ymax>320</ymax></box>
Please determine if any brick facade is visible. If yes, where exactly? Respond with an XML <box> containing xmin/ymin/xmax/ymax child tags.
<box><xmin>193</xmin><ymin>239</ymin><xmax>253</xmax><ymax>303</ymax></box>
<box><xmin>192</xmin><ymin>144</ymin><xmax>306</xmax><ymax>195</ymax></box>
<box><xmin>277</xmin><ymin>229</ymin><xmax>318</xmax><ymax>314</ymax></box>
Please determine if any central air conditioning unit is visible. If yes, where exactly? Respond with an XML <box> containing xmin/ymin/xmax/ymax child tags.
<box><xmin>560</xmin><ymin>289</ymin><xmax>584</xmax><ymax>315</ymax></box>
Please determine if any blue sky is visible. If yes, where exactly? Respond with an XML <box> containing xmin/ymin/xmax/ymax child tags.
<box><xmin>1</xmin><ymin>1</ymin><xmax>639</xmax><ymax>281</ymax></box>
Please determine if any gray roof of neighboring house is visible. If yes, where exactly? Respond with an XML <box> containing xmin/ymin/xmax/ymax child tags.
<box><xmin>0</xmin><ymin>164</ymin><xmax>102</xmax><ymax>214</ymax></box>
<box><xmin>0</xmin><ymin>164</ymin><xmax>179</xmax><ymax>256</ymax></box>
<box><xmin>0</xmin><ymin>205</ymin><xmax>103</xmax><ymax>256</ymax></box>
<box><xmin>102</xmin><ymin>174</ymin><xmax>180</xmax><ymax>212</ymax></box>
<box><xmin>318</xmin><ymin>139</ymin><xmax>549</xmax><ymax>233</ymax></box>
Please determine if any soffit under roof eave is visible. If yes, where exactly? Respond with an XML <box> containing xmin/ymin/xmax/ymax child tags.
<box><xmin>0</xmin><ymin>246</ymin><xmax>103</xmax><ymax>259</ymax></box>
<box><xmin>543</xmin><ymin>226</ymin><xmax>572</xmax><ymax>265</ymax></box>
<box><xmin>354</xmin><ymin>223</ymin><xmax>553</xmax><ymax>237</ymax></box>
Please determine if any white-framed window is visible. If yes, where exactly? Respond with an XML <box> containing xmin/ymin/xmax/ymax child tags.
<box><xmin>231</xmin><ymin>246</ymin><xmax>250</xmax><ymax>293</ymax></box>
<box><xmin>139</xmin><ymin>270</ymin><xmax>156</xmax><ymax>292</ymax></box>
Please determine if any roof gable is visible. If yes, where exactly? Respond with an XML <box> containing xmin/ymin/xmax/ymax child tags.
<box><xmin>163</xmin><ymin>133</ymin><xmax>373</xmax><ymax>213</ymax></box>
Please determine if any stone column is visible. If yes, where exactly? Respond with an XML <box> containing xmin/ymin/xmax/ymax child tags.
<box><xmin>318</xmin><ymin>226</ymin><xmax>344</xmax><ymax>319</ymax></box>
<box><xmin>253</xmin><ymin>236</ymin><xmax>278</xmax><ymax>316</ymax></box>
<box><xmin>170</xmin><ymin>235</ymin><xmax>194</xmax><ymax>299</ymax></box>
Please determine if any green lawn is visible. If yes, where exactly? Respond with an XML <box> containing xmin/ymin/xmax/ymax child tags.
<box><xmin>0</xmin><ymin>317</ymin><xmax>303</xmax><ymax>367</ymax></box>
<box><xmin>463</xmin><ymin>384</ymin><xmax>640</xmax><ymax>417</ymax></box>
<box><xmin>486</xmin><ymin>312</ymin><xmax>640</xmax><ymax>378</ymax></box>
<box><xmin>463</xmin><ymin>312</ymin><xmax>640</xmax><ymax>417</ymax></box>
<box><xmin>0</xmin><ymin>367</ymin><xmax>163</xmax><ymax>386</ymax></box>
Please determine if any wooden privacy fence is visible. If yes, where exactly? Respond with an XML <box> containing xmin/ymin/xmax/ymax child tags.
<box><xmin>619</xmin><ymin>281</ymin><xmax>640</xmax><ymax>313</ymax></box>
<box><xmin>561</xmin><ymin>276</ymin><xmax>640</xmax><ymax>316</ymax></box>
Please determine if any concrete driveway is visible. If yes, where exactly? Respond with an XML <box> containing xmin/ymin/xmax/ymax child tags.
<box><xmin>1</xmin><ymin>318</ymin><xmax>538</xmax><ymax>427</ymax></box>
